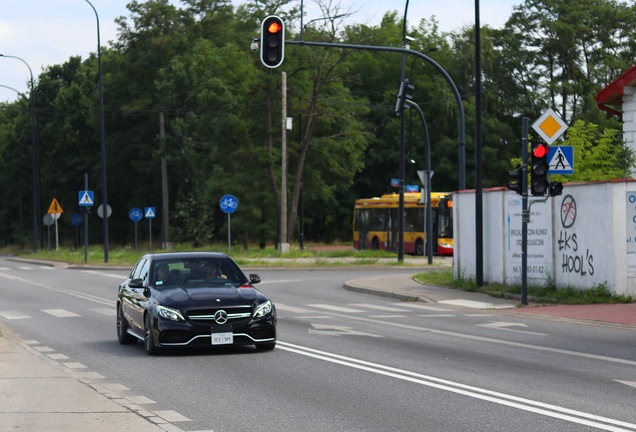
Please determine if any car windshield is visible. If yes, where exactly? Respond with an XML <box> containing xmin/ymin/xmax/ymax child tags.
<box><xmin>152</xmin><ymin>258</ymin><xmax>246</xmax><ymax>288</ymax></box>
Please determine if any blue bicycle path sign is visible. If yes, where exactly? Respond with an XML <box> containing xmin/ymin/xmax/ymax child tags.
<box><xmin>219</xmin><ymin>194</ymin><xmax>238</xmax><ymax>214</ymax></box>
<box><xmin>129</xmin><ymin>207</ymin><xmax>143</xmax><ymax>223</ymax></box>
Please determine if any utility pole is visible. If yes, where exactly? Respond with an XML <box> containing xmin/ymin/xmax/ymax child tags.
<box><xmin>279</xmin><ymin>71</ymin><xmax>289</xmax><ymax>253</ymax></box>
<box><xmin>160</xmin><ymin>112</ymin><xmax>170</xmax><ymax>249</ymax></box>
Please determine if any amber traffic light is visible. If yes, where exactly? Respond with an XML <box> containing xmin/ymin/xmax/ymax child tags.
<box><xmin>260</xmin><ymin>16</ymin><xmax>285</xmax><ymax>68</ymax></box>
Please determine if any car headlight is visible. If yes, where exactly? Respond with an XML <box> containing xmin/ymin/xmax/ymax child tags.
<box><xmin>157</xmin><ymin>305</ymin><xmax>185</xmax><ymax>322</ymax></box>
<box><xmin>253</xmin><ymin>300</ymin><xmax>272</xmax><ymax>318</ymax></box>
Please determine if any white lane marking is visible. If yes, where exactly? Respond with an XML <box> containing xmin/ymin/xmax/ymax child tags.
<box><xmin>275</xmin><ymin>302</ymin><xmax>315</xmax><ymax>314</ymax></box>
<box><xmin>478</xmin><ymin>321</ymin><xmax>547</xmax><ymax>336</ymax></box>
<box><xmin>314</xmin><ymin>307</ymin><xmax>636</xmax><ymax>366</ymax></box>
<box><xmin>101</xmin><ymin>383</ymin><xmax>129</xmax><ymax>392</ymax></box>
<box><xmin>63</xmin><ymin>362</ymin><xmax>87</xmax><ymax>369</ymax></box>
<box><xmin>308</xmin><ymin>324</ymin><xmax>383</xmax><ymax>338</ymax></box>
<box><xmin>615</xmin><ymin>380</ymin><xmax>636</xmax><ymax>390</ymax></box>
<box><xmin>349</xmin><ymin>303</ymin><xmax>411</xmax><ymax>312</ymax></box>
<box><xmin>0</xmin><ymin>271</ymin><xmax>113</xmax><ymax>307</ymax></box>
<box><xmin>127</xmin><ymin>396</ymin><xmax>156</xmax><ymax>405</ymax></box>
<box><xmin>439</xmin><ymin>299</ymin><xmax>515</xmax><ymax>309</ymax></box>
<box><xmin>392</xmin><ymin>302</ymin><xmax>453</xmax><ymax>311</ymax></box>
<box><xmin>153</xmin><ymin>410</ymin><xmax>192</xmax><ymax>422</ymax></box>
<box><xmin>307</xmin><ymin>304</ymin><xmax>365</xmax><ymax>313</ymax></box>
<box><xmin>258</xmin><ymin>279</ymin><xmax>303</xmax><ymax>285</ymax></box>
<box><xmin>0</xmin><ymin>311</ymin><xmax>31</xmax><ymax>320</ymax></box>
<box><xmin>278</xmin><ymin>341</ymin><xmax>636</xmax><ymax>432</ymax></box>
<box><xmin>418</xmin><ymin>314</ymin><xmax>455</xmax><ymax>318</ymax></box>
<box><xmin>369</xmin><ymin>315</ymin><xmax>408</xmax><ymax>319</ymax></box>
<box><xmin>79</xmin><ymin>270</ymin><xmax>128</xmax><ymax>280</ymax></box>
<box><xmin>91</xmin><ymin>307</ymin><xmax>116</xmax><ymax>317</ymax></box>
<box><xmin>42</xmin><ymin>309</ymin><xmax>81</xmax><ymax>318</ymax></box>
<box><xmin>47</xmin><ymin>353</ymin><xmax>69</xmax><ymax>360</ymax></box>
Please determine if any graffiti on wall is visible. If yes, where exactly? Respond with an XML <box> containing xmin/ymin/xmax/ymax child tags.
<box><xmin>558</xmin><ymin>195</ymin><xmax>594</xmax><ymax>276</ymax></box>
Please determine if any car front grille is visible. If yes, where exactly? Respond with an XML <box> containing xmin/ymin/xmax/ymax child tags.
<box><xmin>186</xmin><ymin>305</ymin><xmax>252</xmax><ymax>325</ymax></box>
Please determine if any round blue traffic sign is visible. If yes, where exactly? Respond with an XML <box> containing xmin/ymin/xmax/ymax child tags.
<box><xmin>71</xmin><ymin>213</ymin><xmax>84</xmax><ymax>226</ymax></box>
<box><xmin>129</xmin><ymin>207</ymin><xmax>143</xmax><ymax>222</ymax></box>
<box><xmin>219</xmin><ymin>194</ymin><xmax>238</xmax><ymax>214</ymax></box>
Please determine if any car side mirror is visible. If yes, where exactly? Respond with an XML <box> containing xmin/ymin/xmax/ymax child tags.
<box><xmin>249</xmin><ymin>274</ymin><xmax>261</xmax><ymax>284</ymax></box>
<box><xmin>128</xmin><ymin>278</ymin><xmax>144</xmax><ymax>288</ymax></box>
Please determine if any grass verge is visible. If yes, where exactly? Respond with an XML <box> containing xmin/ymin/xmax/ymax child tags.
<box><xmin>414</xmin><ymin>269</ymin><xmax>635</xmax><ymax>305</ymax></box>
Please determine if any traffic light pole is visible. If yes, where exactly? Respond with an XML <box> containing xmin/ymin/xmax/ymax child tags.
<box><xmin>521</xmin><ymin>118</ymin><xmax>529</xmax><ymax>305</ymax></box>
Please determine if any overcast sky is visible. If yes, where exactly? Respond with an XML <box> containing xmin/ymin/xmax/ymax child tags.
<box><xmin>1</xmin><ymin>0</ymin><xmax>518</xmax><ymax>102</ymax></box>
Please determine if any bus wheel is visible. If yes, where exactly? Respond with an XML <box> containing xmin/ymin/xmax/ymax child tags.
<box><xmin>416</xmin><ymin>239</ymin><xmax>424</xmax><ymax>256</ymax></box>
<box><xmin>371</xmin><ymin>237</ymin><xmax>379</xmax><ymax>250</ymax></box>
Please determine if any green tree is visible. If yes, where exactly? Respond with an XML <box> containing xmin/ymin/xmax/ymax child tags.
<box><xmin>552</xmin><ymin>120</ymin><xmax>634</xmax><ymax>183</ymax></box>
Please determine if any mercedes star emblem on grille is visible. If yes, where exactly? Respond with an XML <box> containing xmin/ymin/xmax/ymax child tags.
<box><xmin>214</xmin><ymin>310</ymin><xmax>228</xmax><ymax>324</ymax></box>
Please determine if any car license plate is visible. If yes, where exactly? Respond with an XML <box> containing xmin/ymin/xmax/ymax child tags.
<box><xmin>212</xmin><ymin>332</ymin><xmax>233</xmax><ymax>345</ymax></box>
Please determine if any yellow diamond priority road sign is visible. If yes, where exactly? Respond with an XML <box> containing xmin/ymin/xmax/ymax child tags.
<box><xmin>532</xmin><ymin>108</ymin><xmax>568</xmax><ymax>145</ymax></box>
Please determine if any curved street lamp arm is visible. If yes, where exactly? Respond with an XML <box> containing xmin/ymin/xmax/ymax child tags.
<box><xmin>286</xmin><ymin>40</ymin><xmax>466</xmax><ymax>189</ymax></box>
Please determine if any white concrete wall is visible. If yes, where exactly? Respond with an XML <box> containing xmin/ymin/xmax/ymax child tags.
<box><xmin>455</xmin><ymin>180</ymin><xmax>636</xmax><ymax>296</ymax></box>
<box><xmin>623</xmin><ymin>87</ymin><xmax>636</xmax><ymax>178</ymax></box>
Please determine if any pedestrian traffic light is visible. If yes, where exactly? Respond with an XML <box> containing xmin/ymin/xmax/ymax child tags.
<box><xmin>507</xmin><ymin>166</ymin><xmax>524</xmax><ymax>195</ymax></box>
<box><xmin>549</xmin><ymin>181</ymin><xmax>563</xmax><ymax>197</ymax></box>
<box><xmin>530</xmin><ymin>142</ymin><xmax>550</xmax><ymax>196</ymax></box>
<box><xmin>260</xmin><ymin>15</ymin><xmax>285</xmax><ymax>68</ymax></box>
<box><xmin>395</xmin><ymin>79</ymin><xmax>414</xmax><ymax>116</ymax></box>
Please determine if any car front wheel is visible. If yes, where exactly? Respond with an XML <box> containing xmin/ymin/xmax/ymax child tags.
<box><xmin>144</xmin><ymin>314</ymin><xmax>159</xmax><ymax>355</ymax></box>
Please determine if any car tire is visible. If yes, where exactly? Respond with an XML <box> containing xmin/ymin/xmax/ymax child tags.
<box><xmin>144</xmin><ymin>314</ymin><xmax>159</xmax><ymax>355</ymax></box>
<box><xmin>117</xmin><ymin>304</ymin><xmax>137</xmax><ymax>345</ymax></box>
<box><xmin>255</xmin><ymin>341</ymin><xmax>276</xmax><ymax>351</ymax></box>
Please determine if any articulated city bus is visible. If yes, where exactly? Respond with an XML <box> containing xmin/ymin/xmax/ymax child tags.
<box><xmin>352</xmin><ymin>192</ymin><xmax>453</xmax><ymax>256</ymax></box>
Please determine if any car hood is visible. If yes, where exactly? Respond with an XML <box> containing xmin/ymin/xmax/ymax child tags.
<box><xmin>154</xmin><ymin>285</ymin><xmax>265</xmax><ymax>308</ymax></box>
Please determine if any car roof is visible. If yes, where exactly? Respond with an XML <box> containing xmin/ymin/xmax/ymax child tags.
<box><xmin>144</xmin><ymin>252</ymin><xmax>231</xmax><ymax>262</ymax></box>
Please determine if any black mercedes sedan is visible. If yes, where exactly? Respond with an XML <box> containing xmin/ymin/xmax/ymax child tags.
<box><xmin>116</xmin><ymin>252</ymin><xmax>276</xmax><ymax>355</ymax></box>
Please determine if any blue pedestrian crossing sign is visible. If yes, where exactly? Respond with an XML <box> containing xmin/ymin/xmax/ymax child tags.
<box><xmin>144</xmin><ymin>207</ymin><xmax>156</xmax><ymax>218</ymax></box>
<box><xmin>547</xmin><ymin>146</ymin><xmax>574</xmax><ymax>174</ymax></box>
<box><xmin>78</xmin><ymin>190</ymin><xmax>94</xmax><ymax>207</ymax></box>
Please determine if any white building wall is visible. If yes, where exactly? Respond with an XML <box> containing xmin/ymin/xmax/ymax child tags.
<box><xmin>623</xmin><ymin>87</ymin><xmax>636</xmax><ymax>178</ymax></box>
<box><xmin>455</xmin><ymin>180</ymin><xmax>636</xmax><ymax>296</ymax></box>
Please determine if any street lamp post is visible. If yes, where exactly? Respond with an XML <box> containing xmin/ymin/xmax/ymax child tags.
<box><xmin>84</xmin><ymin>0</ymin><xmax>109</xmax><ymax>262</ymax></box>
<box><xmin>0</xmin><ymin>53</ymin><xmax>39</xmax><ymax>252</ymax></box>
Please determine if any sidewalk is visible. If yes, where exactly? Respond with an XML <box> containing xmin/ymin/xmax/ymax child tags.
<box><xmin>0</xmin><ymin>326</ymin><xmax>171</xmax><ymax>432</ymax></box>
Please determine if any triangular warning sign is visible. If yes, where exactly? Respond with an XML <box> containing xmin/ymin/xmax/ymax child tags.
<box><xmin>548</xmin><ymin>147</ymin><xmax>572</xmax><ymax>172</ymax></box>
<box><xmin>80</xmin><ymin>191</ymin><xmax>93</xmax><ymax>205</ymax></box>
<box><xmin>48</xmin><ymin>198</ymin><xmax>63</xmax><ymax>215</ymax></box>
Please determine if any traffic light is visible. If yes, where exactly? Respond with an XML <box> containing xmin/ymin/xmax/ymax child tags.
<box><xmin>395</xmin><ymin>79</ymin><xmax>414</xmax><ymax>116</ymax></box>
<box><xmin>530</xmin><ymin>142</ymin><xmax>550</xmax><ymax>196</ymax></box>
<box><xmin>260</xmin><ymin>15</ymin><xmax>285</xmax><ymax>68</ymax></box>
<box><xmin>507</xmin><ymin>166</ymin><xmax>524</xmax><ymax>195</ymax></box>
<box><xmin>549</xmin><ymin>181</ymin><xmax>563</xmax><ymax>196</ymax></box>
